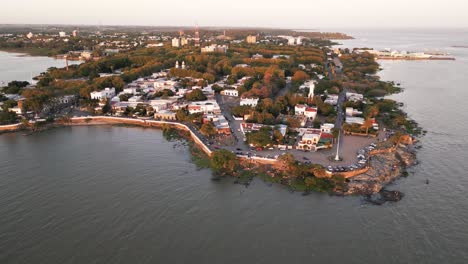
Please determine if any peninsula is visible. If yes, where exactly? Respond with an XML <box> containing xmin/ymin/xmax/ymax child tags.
<box><xmin>0</xmin><ymin>26</ymin><xmax>421</xmax><ymax>199</ymax></box>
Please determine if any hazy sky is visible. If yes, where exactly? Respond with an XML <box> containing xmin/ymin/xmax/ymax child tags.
<box><xmin>2</xmin><ymin>0</ymin><xmax>468</xmax><ymax>28</ymax></box>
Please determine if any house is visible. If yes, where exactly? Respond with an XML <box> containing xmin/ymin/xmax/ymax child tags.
<box><xmin>320</xmin><ymin>123</ymin><xmax>335</xmax><ymax>133</ymax></box>
<box><xmin>8</xmin><ymin>107</ymin><xmax>23</xmax><ymax>115</ymax></box>
<box><xmin>123</xmin><ymin>87</ymin><xmax>138</xmax><ymax>95</ymax></box>
<box><xmin>297</xmin><ymin>129</ymin><xmax>322</xmax><ymax>151</ymax></box>
<box><xmin>304</xmin><ymin>107</ymin><xmax>318</xmax><ymax>120</ymax></box>
<box><xmin>187</xmin><ymin>100</ymin><xmax>221</xmax><ymax>114</ymax></box>
<box><xmin>221</xmin><ymin>89</ymin><xmax>238</xmax><ymax>97</ymax></box>
<box><xmin>240</xmin><ymin>97</ymin><xmax>259</xmax><ymax>107</ymax></box>
<box><xmin>346</xmin><ymin>107</ymin><xmax>363</xmax><ymax>117</ymax></box>
<box><xmin>346</xmin><ymin>92</ymin><xmax>364</xmax><ymax>102</ymax></box>
<box><xmin>346</xmin><ymin>117</ymin><xmax>365</xmax><ymax>125</ymax></box>
<box><xmin>324</xmin><ymin>94</ymin><xmax>339</xmax><ymax>105</ymax></box>
<box><xmin>240</xmin><ymin>123</ymin><xmax>265</xmax><ymax>135</ymax></box>
<box><xmin>154</xmin><ymin>110</ymin><xmax>177</xmax><ymax>120</ymax></box>
<box><xmin>54</xmin><ymin>95</ymin><xmax>76</xmax><ymax>105</ymax></box>
<box><xmin>295</xmin><ymin>105</ymin><xmax>317</xmax><ymax>120</ymax></box>
<box><xmin>213</xmin><ymin>115</ymin><xmax>231</xmax><ymax>135</ymax></box>
<box><xmin>295</xmin><ymin>104</ymin><xmax>307</xmax><ymax>115</ymax></box>
<box><xmin>252</xmin><ymin>53</ymin><xmax>263</xmax><ymax>59</ymax></box>
<box><xmin>90</xmin><ymin>88</ymin><xmax>116</xmax><ymax>100</ymax></box>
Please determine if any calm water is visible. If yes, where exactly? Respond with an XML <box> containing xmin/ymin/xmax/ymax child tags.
<box><xmin>1</xmin><ymin>29</ymin><xmax>468</xmax><ymax>263</ymax></box>
<box><xmin>0</xmin><ymin>51</ymin><xmax>81</xmax><ymax>85</ymax></box>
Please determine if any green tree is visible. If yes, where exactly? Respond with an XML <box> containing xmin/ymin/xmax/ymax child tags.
<box><xmin>200</xmin><ymin>123</ymin><xmax>217</xmax><ymax>137</ymax></box>
<box><xmin>211</xmin><ymin>150</ymin><xmax>240</xmax><ymax>175</ymax></box>
<box><xmin>185</xmin><ymin>89</ymin><xmax>207</xmax><ymax>101</ymax></box>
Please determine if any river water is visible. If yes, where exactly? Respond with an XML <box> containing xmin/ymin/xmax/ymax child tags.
<box><xmin>0</xmin><ymin>51</ymin><xmax>81</xmax><ymax>85</ymax></box>
<box><xmin>1</xmin><ymin>30</ymin><xmax>468</xmax><ymax>263</ymax></box>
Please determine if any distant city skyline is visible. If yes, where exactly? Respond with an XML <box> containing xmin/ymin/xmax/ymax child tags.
<box><xmin>2</xmin><ymin>0</ymin><xmax>468</xmax><ymax>29</ymax></box>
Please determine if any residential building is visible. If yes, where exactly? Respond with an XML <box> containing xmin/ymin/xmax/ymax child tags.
<box><xmin>252</xmin><ymin>53</ymin><xmax>263</xmax><ymax>59</ymax></box>
<box><xmin>154</xmin><ymin>110</ymin><xmax>176</xmax><ymax>120</ymax></box>
<box><xmin>295</xmin><ymin>104</ymin><xmax>307</xmax><ymax>115</ymax></box>
<box><xmin>346</xmin><ymin>92</ymin><xmax>364</xmax><ymax>102</ymax></box>
<box><xmin>320</xmin><ymin>123</ymin><xmax>335</xmax><ymax>133</ymax></box>
<box><xmin>172</xmin><ymin>37</ymin><xmax>181</xmax><ymax>47</ymax></box>
<box><xmin>346</xmin><ymin>107</ymin><xmax>363</xmax><ymax>117</ymax></box>
<box><xmin>59</xmin><ymin>31</ymin><xmax>66</xmax><ymax>38</ymax></box>
<box><xmin>297</xmin><ymin>129</ymin><xmax>322</xmax><ymax>151</ymax></box>
<box><xmin>324</xmin><ymin>94</ymin><xmax>339</xmax><ymax>105</ymax></box>
<box><xmin>240</xmin><ymin>97</ymin><xmax>259</xmax><ymax>107</ymax></box>
<box><xmin>246</xmin><ymin>35</ymin><xmax>257</xmax><ymax>44</ymax></box>
<box><xmin>187</xmin><ymin>100</ymin><xmax>221</xmax><ymax>114</ymax></box>
<box><xmin>304</xmin><ymin>107</ymin><xmax>318</xmax><ymax>120</ymax></box>
<box><xmin>201</xmin><ymin>44</ymin><xmax>228</xmax><ymax>53</ymax></box>
<box><xmin>90</xmin><ymin>88</ymin><xmax>116</xmax><ymax>100</ymax></box>
<box><xmin>346</xmin><ymin>117</ymin><xmax>365</xmax><ymax>125</ymax></box>
<box><xmin>221</xmin><ymin>89</ymin><xmax>238</xmax><ymax>97</ymax></box>
<box><xmin>123</xmin><ymin>87</ymin><xmax>138</xmax><ymax>95</ymax></box>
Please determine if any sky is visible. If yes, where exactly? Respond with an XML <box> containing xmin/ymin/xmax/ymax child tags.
<box><xmin>2</xmin><ymin>0</ymin><xmax>468</xmax><ymax>29</ymax></box>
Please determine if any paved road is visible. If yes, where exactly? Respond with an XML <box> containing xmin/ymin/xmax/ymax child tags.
<box><xmin>216</xmin><ymin>94</ymin><xmax>249</xmax><ymax>151</ymax></box>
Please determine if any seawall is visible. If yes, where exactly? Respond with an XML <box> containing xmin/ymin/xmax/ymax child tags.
<box><xmin>68</xmin><ymin>116</ymin><xmax>213</xmax><ymax>157</ymax></box>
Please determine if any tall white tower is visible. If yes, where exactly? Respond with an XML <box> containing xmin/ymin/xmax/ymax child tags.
<box><xmin>308</xmin><ymin>82</ymin><xmax>315</xmax><ymax>98</ymax></box>
<box><xmin>175</xmin><ymin>61</ymin><xmax>179</xmax><ymax>69</ymax></box>
<box><xmin>181</xmin><ymin>61</ymin><xmax>186</xmax><ymax>69</ymax></box>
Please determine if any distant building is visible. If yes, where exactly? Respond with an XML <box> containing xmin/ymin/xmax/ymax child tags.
<box><xmin>181</xmin><ymin>37</ymin><xmax>188</xmax><ymax>46</ymax></box>
<box><xmin>240</xmin><ymin>97</ymin><xmax>259</xmax><ymax>107</ymax></box>
<box><xmin>80</xmin><ymin>51</ymin><xmax>93</xmax><ymax>60</ymax></box>
<box><xmin>72</xmin><ymin>30</ymin><xmax>78</xmax><ymax>37</ymax></box>
<box><xmin>172</xmin><ymin>38</ymin><xmax>181</xmax><ymax>47</ymax></box>
<box><xmin>246</xmin><ymin>35</ymin><xmax>257</xmax><ymax>44</ymax></box>
<box><xmin>90</xmin><ymin>87</ymin><xmax>116</xmax><ymax>100</ymax></box>
<box><xmin>26</xmin><ymin>32</ymin><xmax>34</xmax><ymax>39</ymax></box>
<box><xmin>123</xmin><ymin>87</ymin><xmax>138</xmax><ymax>95</ymax></box>
<box><xmin>252</xmin><ymin>53</ymin><xmax>263</xmax><ymax>59</ymax></box>
<box><xmin>201</xmin><ymin>44</ymin><xmax>228</xmax><ymax>53</ymax></box>
<box><xmin>194</xmin><ymin>26</ymin><xmax>200</xmax><ymax>47</ymax></box>
<box><xmin>59</xmin><ymin>32</ymin><xmax>67</xmax><ymax>38</ymax></box>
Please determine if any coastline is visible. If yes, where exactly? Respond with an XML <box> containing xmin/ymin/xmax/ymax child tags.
<box><xmin>0</xmin><ymin>116</ymin><xmax>418</xmax><ymax>198</ymax></box>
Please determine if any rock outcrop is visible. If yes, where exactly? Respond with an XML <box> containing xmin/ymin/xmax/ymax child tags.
<box><xmin>344</xmin><ymin>145</ymin><xmax>416</xmax><ymax>196</ymax></box>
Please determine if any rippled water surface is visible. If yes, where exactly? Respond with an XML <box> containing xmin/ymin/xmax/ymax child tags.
<box><xmin>1</xmin><ymin>29</ymin><xmax>468</xmax><ymax>263</ymax></box>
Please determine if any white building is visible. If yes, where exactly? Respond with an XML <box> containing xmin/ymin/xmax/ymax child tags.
<box><xmin>26</xmin><ymin>32</ymin><xmax>34</xmax><ymax>39</ymax></box>
<box><xmin>320</xmin><ymin>123</ymin><xmax>335</xmax><ymax>133</ymax></box>
<box><xmin>346</xmin><ymin>92</ymin><xmax>364</xmax><ymax>102</ymax></box>
<box><xmin>304</xmin><ymin>107</ymin><xmax>318</xmax><ymax>120</ymax></box>
<box><xmin>59</xmin><ymin>32</ymin><xmax>67</xmax><ymax>38</ymax></box>
<box><xmin>324</xmin><ymin>94</ymin><xmax>339</xmax><ymax>105</ymax></box>
<box><xmin>123</xmin><ymin>87</ymin><xmax>138</xmax><ymax>95</ymax></box>
<box><xmin>346</xmin><ymin>117</ymin><xmax>365</xmax><ymax>125</ymax></box>
<box><xmin>172</xmin><ymin>38</ymin><xmax>181</xmax><ymax>47</ymax></box>
<box><xmin>90</xmin><ymin>88</ymin><xmax>116</xmax><ymax>100</ymax></box>
<box><xmin>295</xmin><ymin>104</ymin><xmax>317</xmax><ymax>120</ymax></box>
<box><xmin>221</xmin><ymin>89</ymin><xmax>238</xmax><ymax>97</ymax></box>
<box><xmin>346</xmin><ymin>107</ymin><xmax>363</xmax><ymax>117</ymax></box>
<box><xmin>188</xmin><ymin>100</ymin><xmax>221</xmax><ymax>114</ymax></box>
<box><xmin>201</xmin><ymin>44</ymin><xmax>228</xmax><ymax>53</ymax></box>
<box><xmin>295</xmin><ymin>104</ymin><xmax>307</xmax><ymax>115</ymax></box>
<box><xmin>240</xmin><ymin>97</ymin><xmax>259</xmax><ymax>107</ymax></box>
